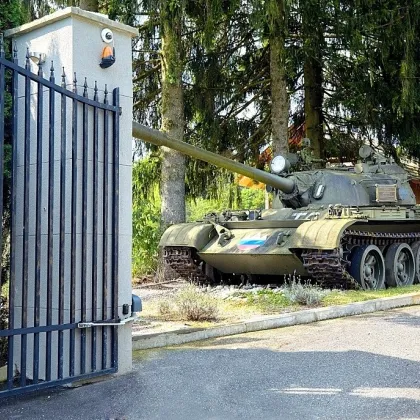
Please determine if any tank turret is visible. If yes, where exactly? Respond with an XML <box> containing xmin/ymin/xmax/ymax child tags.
<box><xmin>132</xmin><ymin>122</ymin><xmax>415</xmax><ymax>209</ymax></box>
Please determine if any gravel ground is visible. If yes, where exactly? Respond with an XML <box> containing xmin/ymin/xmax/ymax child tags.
<box><xmin>132</xmin><ymin>280</ymin><xmax>274</xmax><ymax>302</ymax></box>
<box><xmin>133</xmin><ymin>280</ymin><xmax>190</xmax><ymax>302</ymax></box>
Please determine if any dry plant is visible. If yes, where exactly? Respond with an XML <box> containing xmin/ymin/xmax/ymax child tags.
<box><xmin>282</xmin><ymin>279</ymin><xmax>329</xmax><ymax>306</ymax></box>
<box><xmin>157</xmin><ymin>286</ymin><xmax>219</xmax><ymax>321</ymax></box>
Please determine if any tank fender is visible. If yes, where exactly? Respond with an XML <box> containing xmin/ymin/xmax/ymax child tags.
<box><xmin>290</xmin><ymin>219</ymin><xmax>364</xmax><ymax>250</ymax></box>
<box><xmin>159</xmin><ymin>223</ymin><xmax>216</xmax><ymax>250</ymax></box>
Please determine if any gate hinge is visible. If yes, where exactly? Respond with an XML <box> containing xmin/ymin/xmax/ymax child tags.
<box><xmin>78</xmin><ymin>315</ymin><xmax>137</xmax><ymax>329</ymax></box>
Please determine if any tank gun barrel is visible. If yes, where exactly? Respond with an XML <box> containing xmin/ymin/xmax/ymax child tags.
<box><xmin>132</xmin><ymin>122</ymin><xmax>296</xmax><ymax>194</ymax></box>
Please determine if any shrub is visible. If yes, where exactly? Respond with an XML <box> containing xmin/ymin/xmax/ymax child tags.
<box><xmin>132</xmin><ymin>158</ymin><xmax>162</xmax><ymax>277</ymax></box>
<box><xmin>282</xmin><ymin>280</ymin><xmax>330</xmax><ymax>306</ymax></box>
<box><xmin>157</xmin><ymin>298</ymin><xmax>175</xmax><ymax>319</ymax></box>
<box><xmin>132</xmin><ymin>199</ymin><xmax>163</xmax><ymax>276</ymax></box>
<box><xmin>157</xmin><ymin>286</ymin><xmax>219</xmax><ymax>321</ymax></box>
<box><xmin>175</xmin><ymin>286</ymin><xmax>219</xmax><ymax>321</ymax></box>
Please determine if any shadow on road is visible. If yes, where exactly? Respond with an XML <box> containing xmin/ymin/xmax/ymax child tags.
<box><xmin>382</xmin><ymin>310</ymin><xmax>420</xmax><ymax>327</ymax></box>
<box><xmin>0</xmin><ymin>348</ymin><xmax>419</xmax><ymax>419</ymax></box>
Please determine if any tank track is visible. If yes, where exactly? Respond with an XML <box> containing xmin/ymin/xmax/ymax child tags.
<box><xmin>165</xmin><ymin>229</ymin><xmax>420</xmax><ymax>288</ymax></box>
<box><xmin>301</xmin><ymin>249</ymin><xmax>355</xmax><ymax>289</ymax></box>
<box><xmin>303</xmin><ymin>229</ymin><xmax>420</xmax><ymax>288</ymax></box>
<box><xmin>163</xmin><ymin>247</ymin><xmax>209</xmax><ymax>283</ymax></box>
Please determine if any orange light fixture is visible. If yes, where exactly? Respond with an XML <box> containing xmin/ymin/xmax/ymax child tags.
<box><xmin>100</xmin><ymin>45</ymin><xmax>115</xmax><ymax>69</ymax></box>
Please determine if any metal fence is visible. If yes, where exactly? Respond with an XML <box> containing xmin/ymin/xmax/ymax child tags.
<box><xmin>0</xmin><ymin>35</ymin><xmax>120</xmax><ymax>397</ymax></box>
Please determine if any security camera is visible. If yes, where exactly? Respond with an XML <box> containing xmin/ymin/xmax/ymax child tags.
<box><xmin>101</xmin><ymin>28</ymin><xmax>114</xmax><ymax>43</ymax></box>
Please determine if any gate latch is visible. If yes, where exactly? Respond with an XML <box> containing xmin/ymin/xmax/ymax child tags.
<box><xmin>78</xmin><ymin>315</ymin><xmax>137</xmax><ymax>329</ymax></box>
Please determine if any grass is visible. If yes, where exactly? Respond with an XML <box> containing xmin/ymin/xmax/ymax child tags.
<box><xmin>322</xmin><ymin>284</ymin><xmax>420</xmax><ymax>306</ymax></box>
<box><xmin>245</xmin><ymin>289</ymin><xmax>291</xmax><ymax>308</ymax></box>
<box><xmin>138</xmin><ymin>284</ymin><xmax>420</xmax><ymax>326</ymax></box>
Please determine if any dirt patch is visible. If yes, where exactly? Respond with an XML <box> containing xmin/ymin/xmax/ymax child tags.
<box><xmin>132</xmin><ymin>282</ymin><xmax>281</xmax><ymax>334</ymax></box>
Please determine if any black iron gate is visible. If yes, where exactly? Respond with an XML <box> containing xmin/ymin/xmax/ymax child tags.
<box><xmin>0</xmin><ymin>36</ymin><xmax>120</xmax><ymax>397</ymax></box>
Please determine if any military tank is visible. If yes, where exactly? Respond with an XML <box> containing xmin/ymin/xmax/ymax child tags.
<box><xmin>133</xmin><ymin>122</ymin><xmax>420</xmax><ymax>290</ymax></box>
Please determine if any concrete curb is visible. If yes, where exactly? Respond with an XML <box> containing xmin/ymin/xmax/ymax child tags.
<box><xmin>132</xmin><ymin>292</ymin><xmax>420</xmax><ymax>350</ymax></box>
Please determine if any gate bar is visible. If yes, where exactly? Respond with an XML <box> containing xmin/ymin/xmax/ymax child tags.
<box><xmin>0</xmin><ymin>35</ymin><xmax>5</xmax><ymax>290</ymax></box>
<box><xmin>46</xmin><ymin>61</ymin><xmax>55</xmax><ymax>382</ymax></box>
<box><xmin>58</xmin><ymin>68</ymin><xmax>67</xmax><ymax>379</ymax></box>
<box><xmin>92</xmin><ymin>81</ymin><xmax>99</xmax><ymax>373</ymax></box>
<box><xmin>33</xmin><ymin>59</ymin><xmax>44</xmax><ymax>385</ymax></box>
<box><xmin>81</xmin><ymin>78</ymin><xmax>88</xmax><ymax>375</ymax></box>
<box><xmin>20</xmin><ymin>50</ymin><xmax>32</xmax><ymax>388</ymax></box>
<box><xmin>112</xmin><ymin>88</ymin><xmax>120</xmax><ymax>369</ymax></box>
<box><xmin>70</xmin><ymin>73</ymin><xmax>78</xmax><ymax>377</ymax></box>
<box><xmin>102</xmin><ymin>85</ymin><xmax>109</xmax><ymax>370</ymax></box>
<box><xmin>8</xmin><ymin>42</ymin><xmax>18</xmax><ymax>390</ymax></box>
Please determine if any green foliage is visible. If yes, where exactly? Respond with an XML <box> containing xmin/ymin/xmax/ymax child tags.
<box><xmin>132</xmin><ymin>157</ymin><xmax>162</xmax><ymax>276</ymax></box>
<box><xmin>239</xmin><ymin>188</ymin><xmax>265</xmax><ymax>209</ymax></box>
<box><xmin>187</xmin><ymin>187</ymin><xmax>264</xmax><ymax>221</ymax></box>
<box><xmin>0</xmin><ymin>0</ymin><xmax>25</xmax><ymax>32</ymax></box>
<box><xmin>132</xmin><ymin>197</ymin><xmax>162</xmax><ymax>276</ymax></box>
<box><xmin>322</xmin><ymin>284</ymin><xmax>420</xmax><ymax>306</ymax></box>
<box><xmin>244</xmin><ymin>289</ymin><xmax>291</xmax><ymax>312</ymax></box>
<box><xmin>323</xmin><ymin>0</ymin><xmax>420</xmax><ymax>159</ymax></box>
<box><xmin>187</xmin><ymin>197</ymin><xmax>224</xmax><ymax>222</ymax></box>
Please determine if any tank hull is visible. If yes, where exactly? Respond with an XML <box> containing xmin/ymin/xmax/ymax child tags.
<box><xmin>198</xmin><ymin>227</ymin><xmax>307</xmax><ymax>276</ymax></box>
<box><xmin>160</xmin><ymin>209</ymin><xmax>420</xmax><ymax>288</ymax></box>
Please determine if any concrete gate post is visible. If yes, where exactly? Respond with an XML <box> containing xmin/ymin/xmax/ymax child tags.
<box><xmin>5</xmin><ymin>8</ymin><xmax>137</xmax><ymax>376</ymax></box>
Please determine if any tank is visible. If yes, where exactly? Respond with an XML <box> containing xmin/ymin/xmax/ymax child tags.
<box><xmin>133</xmin><ymin>122</ymin><xmax>420</xmax><ymax>290</ymax></box>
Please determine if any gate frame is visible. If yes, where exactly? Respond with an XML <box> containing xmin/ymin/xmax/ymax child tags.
<box><xmin>0</xmin><ymin>34</ymin><xmax>122</xmax><ymax>397</ymax></box>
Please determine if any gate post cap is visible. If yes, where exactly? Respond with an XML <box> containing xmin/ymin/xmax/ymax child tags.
<box><xmin>5</xmin><ymin>7</ymin><xmax>138</xmax><ymax>39</ymax></box>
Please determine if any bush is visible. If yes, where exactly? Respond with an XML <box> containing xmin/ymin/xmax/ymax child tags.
<box><xmin>157</xmin><ymin>286</ymin><xmax>219</xmax><ymax>321</ymax></box>
<box><xmin>132</xmin><ymin>158</ymin><xmax>162</xmax><ymax>277</ymax></box>
<box><xmin>132</xmin><ymin>199</ymin><xmax>163</xmax><ymax>276</ymax></box>
<box><xmin>157</xmin><ymin>298</ymin><xmax>174</xmax><ymax>319</ymax></box>
<box><xmin>282</xmin><ymin>280</ymin><xmax>330</xmax><ymax>306</ymax></box>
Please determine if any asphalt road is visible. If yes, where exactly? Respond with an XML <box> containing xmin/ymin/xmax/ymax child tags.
<box><xmin>1</xmin><ymin>306</ymin><xmax>420</xmax><ymax>420</ymax></box>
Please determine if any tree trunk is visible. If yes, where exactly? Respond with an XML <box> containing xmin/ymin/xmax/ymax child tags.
<box><xmin>302</xmin><ymin>2</ymin><xmax>324</xmax><ymax>161</ymax></box>
<box><xmin>270</xmin><ymin>34</ymin><xmax>289</xmax><ymax>156</ymax></box>
<box><xmin>269</xmin><ymin>0</ymin><xmax>289</xmax><ymax>157</ymax></box>
<box><xmin>304</xmin><ymin>55</ymin><xmax>324</xmax><ymax>160</ymax></box>
<box><xmin>79</xmin><ymin>0</ymin><xmax>99</xmax><ymax>11</ymax></box>
<box><xmin>160</xmin><ymin>9</ymin><xmax>185</xmax><ymax>226</ymax></box>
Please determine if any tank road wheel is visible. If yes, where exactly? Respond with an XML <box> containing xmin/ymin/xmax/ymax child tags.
<box><xmin>410</xmin><ymin>241</ymin><xmax>420</xmax><ymax>284</ymax></box>
<box><xmin>349</xmin><ymin>245</ymin><xmax>385</xmax><ymax>290</ymax></box>
<box><xmin>385</xmin><ymin>243</ymin><xmax>415</xmax><ymax>287</ymax></box>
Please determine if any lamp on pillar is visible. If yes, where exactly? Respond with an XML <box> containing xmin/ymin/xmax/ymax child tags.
<box><xmin>100</xmin><ymin>27</ymin><xmax>115</xmax><ymax>68</ymax></box>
